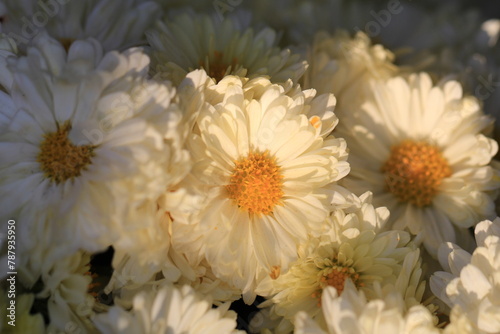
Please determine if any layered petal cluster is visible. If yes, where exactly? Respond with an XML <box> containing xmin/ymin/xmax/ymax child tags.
<box><xmin>431</xmin><ymin>218</ymin><xmax>500</xmax><ymax>334</ymax></box>
<box><xmin>37</xmin><ymin>252</ymin><xmax>96</xmax><ymax>333</ymax></box>
<box><xmin>93</xmin><ymin>283</ymin><xmax>242</xmax><ymax>334</ymax></box>
<box><xmin>171</xmin><ymin>73</ymin><xmax>349</xmax><ymax>303</ymax></box>
<box><xmin>305</xmin><ymin>29</ymin><xmax>398</xmax><ymax>111</ymax></box>
<box><xmin>337</xmin><ymin>72</ymin><xmax>500</xmax><ymax>255</ymax></box>
<box><xmin>254</xmin><ymin>192</ymin><xmax>424</xmax><ymax>333</ymax></box>
<box><xmin>106</xmin><ymin>210</ymin><xmax>242</xmax><ymax>306</ymax></box>
<box><xmin>294</xmin><ymin>282</ymin><xmax>440</xmax><ymax>334</ymax></box>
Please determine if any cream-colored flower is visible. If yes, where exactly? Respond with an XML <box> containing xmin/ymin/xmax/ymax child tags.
<box><xmin>294</xmin><ymin>282</ymin><xmax>441</xmax><ymax>334</ymax></box>
<box><xmin>0</xmin><ymin>34</ymin><xmax>187</xmax><ymax>284</ymax></box>
<box><xmin>256</xmin><ymin>192</ymin><xmax>424</xmax><ymax>333</ymax></box>
<box><xmin>103</xmin><ymin>68</ymin><xmax>206</xmax><ymax>291</ymax></box>
<box><xmin>1</xmin><ymin>0</ymin><xmax>161</xmax><ymax>51</ymax></box>
<box><xmin>106</xmin><ymin>210</ymin><xmax>242</xmax><ymax>306</ymax></box>
<box><xmin>171</xmin><ymin>74</ymin><xmax>349</xmax><ymax>303</ymax></box>
<box><xmin>38</xmin><ymin>251</ymin><xmax>96</xmax><ymax>333</ymax></box>
<box><xmin>337</xmin><ymin>72</ymin><xmax>500</xmax><ymax>256</ymax></box>
<box><xmin>431</xmin><ymin>218</ymin><xmax>500</xmax><ymax>334</ymax></box>
<box><xmin>93</xmin><ymin>283</ymin><xmax>242</xmax><ymax>334</ymax></box>
<box><xmin>304</xmin><ymin>29</ymin><xmax>398</xmax><ymax>111</ymax></box>
<box><xmin>146</xmin><ymin>11</ymin><xmax>307</xmax><ymax>85</ymax></box>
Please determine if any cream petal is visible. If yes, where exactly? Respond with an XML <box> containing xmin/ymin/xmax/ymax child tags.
<box><xmin>459</xmin><ymin>264</ymin><xmax>492</xmax><ymax>300</ymax></box>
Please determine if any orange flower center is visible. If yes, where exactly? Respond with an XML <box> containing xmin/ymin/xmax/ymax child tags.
<box><xmin>37</xmin><ymin>122</ymin><xmax>95</xmax><ymax>184</ymax></box>
<box><xmin>381</xmin><ymin>140</ymin><xmax>451</xmax><ymax>207</ymax></box>
<box><xmin>312</xmin><ymin>262</ymin><xmax>363</xmax><ymax>303</ymax></box>
<box><xmin>226</xmin><ymin>151</ymin><xmax>284</xmax><ymax>215</ymax></box>
<box><xmin>320</xmin><ymin>266</ymin><xmax>361</xmax><ymax>295</ymax></box>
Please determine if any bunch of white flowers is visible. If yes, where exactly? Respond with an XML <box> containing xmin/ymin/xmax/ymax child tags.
<box><xmin>0</xmin><ymin>1</ymin><xmax>499</xmax><ymax>333</ymax></box>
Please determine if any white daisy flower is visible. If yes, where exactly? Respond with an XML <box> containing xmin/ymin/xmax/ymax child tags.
<box><xmin>255</xmin><ymin>192</ymin><xmax>424</xmax><ymax>332</ymax></box>
<box><xmin>1</xmin><ymin>0</ymin><xmax>161</xmax><ymax>51</ymax></box>
<box><xmin>294</xmin><ymin>281</ymin><xmax>440</xmax><ymax>334</ymax></box>
<box><xmin>304</xmin><ymin>29</ymin><xmax>398</xmax><ymax>111</ymax></box>
<box><xmin>336</xmin><ymin>72</ymin><xmax>500</xmax><ymax>256</ymax></box>
<box><xmin>92</xmin><ymin>283</ymin><xmax>242</xmax><ymax>334</ymax></box>
<box><xmin>171</xmin><ymin>74</ymin><xmax>349</xmax><ymax>303</ymax></box>
<box><xmin>430</xmin><ymin>218</ymin><xmax>500</xmax><ymax>334</ymax></box>
<box><xmin>146</xmin><ymin>11</ymin><xmax>308</xmax><ymax>85</ymax></box>
<box><xmin>0</xmin><ymin>34</ymin><xmax>187</xmax><ymax>283</ymax></box>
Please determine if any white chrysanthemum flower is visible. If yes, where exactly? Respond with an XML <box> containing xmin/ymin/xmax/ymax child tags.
<box><xmin>442</xmin><ymin>306</ymin><xmax>480</xmax><ymax>334</ymax></box>
<box><xmin>1</xmin><ymin>0</ymin><xmax>161</xmax><ymax>51</ymax></box>
<box><xmin>171</xmin><ymin>74</ymin><xmax>349</xmax><ymax>303</ymax></box>
<box><xmin>93</xmin><ymin>283</ymin><xmax>242</xmax><ymax>334</ymax></box>
<box><xmin>106</xmin><ymin>211</ymin><xmax>241</xmax><ymax>306</ymax></box>
<box><xmin>37</xmin><ymin>251</ymin><xmax>96</xmax><ymax>333</ymax></box>
<box><xmin>255</xmin><ymin>192</ymin><xmax>424</xmax><ymax>333</ymax></box>
<box><xmin>146</xmin><ymin>11</ymin><xmax>307</xmax><ymax>85</ymax></box>
<box><xmin>337</xmin><ymin>72</ymin><xmax>500</xmax><ymax>256</ymax></box>
<box><xmin>0</xmin><ymin>293</ymin><xmax>44</xmax><ymax>333</ymax></box>
<box><xmin>102</xmin><ymin>69</ymin><xmax>206</xmax><ymax>293</ymax></box>
<box><xmin>430</xmin><ymin>218</ymin><xmax>500</xmax><ymax>334</ymax></box>
<box><xmin>304</xmin><ymin>29</ymin><xmax>398</xmax><ymax>111</ymax></box>
<box><xmin>294</xmin><ymin>281</ymin><xmax>440</xmax><ymax>334</ymax></box>
<box><xmin>0</xmin><ymin>34</ymin><xmax>187</xmax><ymax>283</ymax></box>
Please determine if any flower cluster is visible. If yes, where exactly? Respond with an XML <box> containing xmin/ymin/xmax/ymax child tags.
<box><xmin>0</xmin><ymin>1</ymin><xmax>500</xmax><ymax>333</ymax></box>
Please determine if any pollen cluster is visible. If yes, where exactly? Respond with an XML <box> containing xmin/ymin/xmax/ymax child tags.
<box><xmin>382</xmin><ymin>140</ymin><xmax>452</xmax><ymax>207</ymax></box>
<box><xmin>37</xmin><ymin>122</ymin><xmax>96</xmax><ymax>184</ymax></box>
<box><xmin>312</xmin><ymin>260</ymin><xmax>363</xmax><ymax>303</ymax></box>
<box><xmin>320</xmin><ymin>266</ymin><xmax>361</xmax><ymax>295</ymax></box>
<box><xmin>226</xmin><ymin>151</ymin><xmax>284</xmax><ymax>216</ymax></box>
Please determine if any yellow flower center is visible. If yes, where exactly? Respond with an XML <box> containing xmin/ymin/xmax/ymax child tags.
<box><xmin>320</xmin><ymin>266</ymin><xmax>360</xmax><ymax>295</ymax></box>
<box><xmin>37</xmin><ymin>122</ymin><xmax>96</xmax><ymax>184</ymax></box>
<box><xmin>381</xmin><ymin>140</ymin><xmax>451</xmax><ymax>207</ymax></box>
<box><xmin>226</xmin><ymin>151</ymin><xmax>284</xmax><ymax>216</ymax></box>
